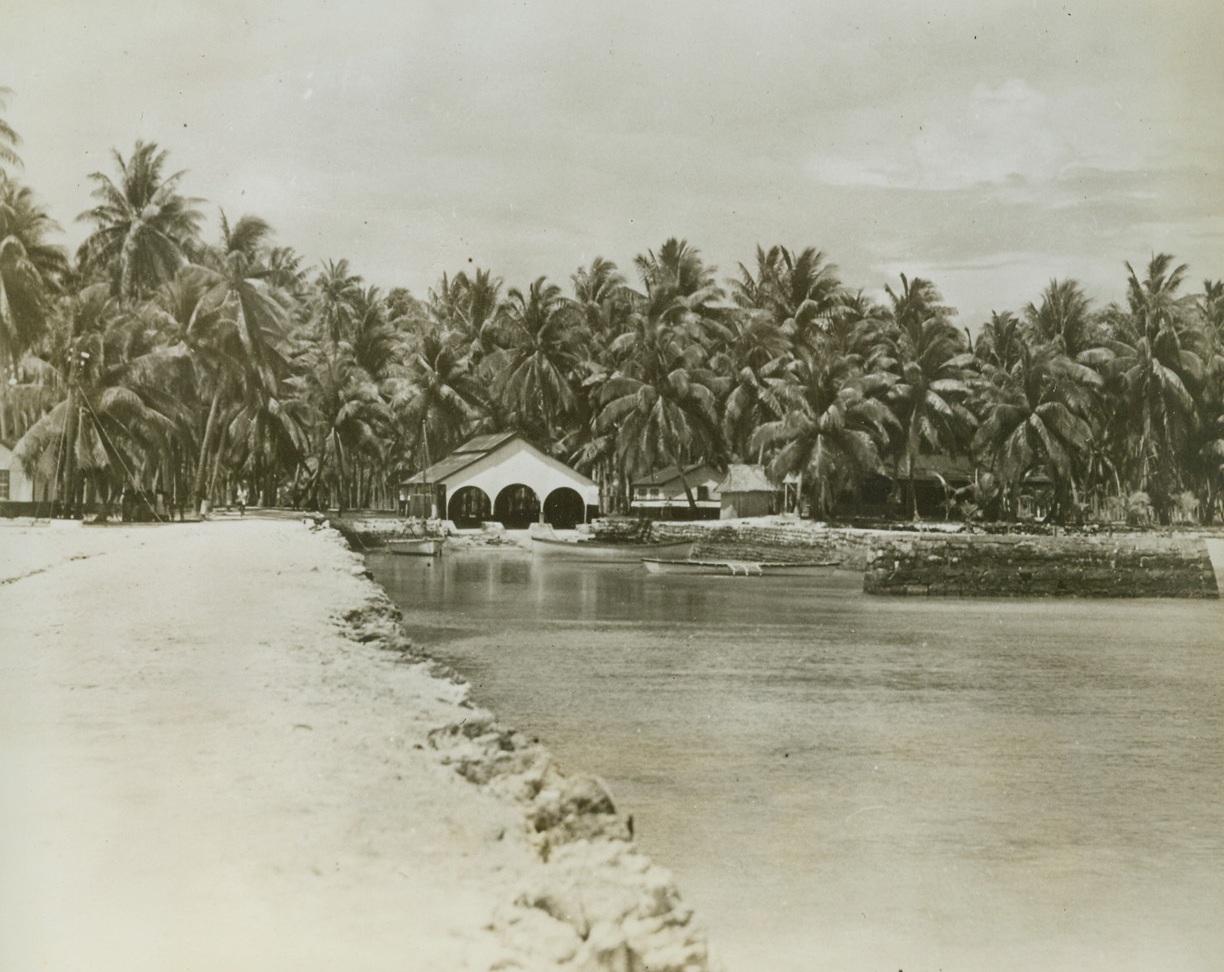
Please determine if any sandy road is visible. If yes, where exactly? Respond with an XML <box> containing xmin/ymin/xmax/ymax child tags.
<box><xmin>0</xmin><ymin>518</ymin><xmax>537</xmax><ymax>971</ymax></box>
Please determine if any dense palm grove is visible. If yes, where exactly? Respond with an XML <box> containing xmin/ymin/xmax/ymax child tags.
<box><xmin>3</xmin><ymin>111</ymin><xmax>1223</xmax><ymax>524</ymax></box>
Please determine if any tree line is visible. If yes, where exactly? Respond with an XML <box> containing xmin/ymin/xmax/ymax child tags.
<box><xmin>2</xmin><ymin>113</ymin><xmax>1223</xmax><ymax>524</ymax></box>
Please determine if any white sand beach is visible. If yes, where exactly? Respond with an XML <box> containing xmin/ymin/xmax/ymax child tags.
<box><xmin>0</xmin><ymin>517</ymin><xmax>713</xmax><ymax>971</ymax></box>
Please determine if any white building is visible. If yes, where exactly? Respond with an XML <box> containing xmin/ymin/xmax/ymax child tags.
<box><xmin>401</xmin><ymin>432</ymin><xmax>600</xmax><ymax>529</ymax></box>
<box><xmin>0</xmin><ymin>440</ymin><xmax>39</xmax><ymax>513</ymax></box>
<box><xmin>628</xmin><ymin>463</ymin><xmax>722</xmax><ymax>519</ymax></box>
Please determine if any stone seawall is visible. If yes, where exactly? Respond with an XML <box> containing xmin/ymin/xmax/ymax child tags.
<box><xmin>862</xmin><ymin>532</ymin><xmax>1219</xmax><ymax>598</ymax></box>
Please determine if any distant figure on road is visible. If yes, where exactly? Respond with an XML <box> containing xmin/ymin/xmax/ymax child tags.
<box><xmin>236</xmin><ymin>485</ymin><xmax>249</xmax><ymax>516</ymax></box>
<box><xmin>398</xmin><ymin>486</ymin><xmax>408</xmax><ymax>516</ymax></box>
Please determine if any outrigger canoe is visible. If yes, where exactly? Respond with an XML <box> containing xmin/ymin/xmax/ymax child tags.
<box><xmin>530</xmin><ymin>535</ymin><xmax>694</xmax><ymax>562</ymax></box>
<box><xmin>641</xmin><ymin>558</ymin><xmax>840</xmax><ymax>576</ymax></box>
<box><xmin>387</xmin><ymin>537</ymin><xmax>445</xmax><ymax>557</ymax></box>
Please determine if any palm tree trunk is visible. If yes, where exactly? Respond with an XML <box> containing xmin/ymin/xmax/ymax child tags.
<box><xmin>674</xmin><ymin>462</ymin><xmax>698</xmax><ymax>510</ymax></box>
<box><xmin>194</xmin><ymin>389</ymin><xmax>223</xmax><ymax>512</ymax></box>
<box><xmin>207</xmin><ymin>444</ymin><xmax>226</xmax><ymax>508</ymax></box>
<box><xmin>333</xmin><ymin>431</ymin><xmax>347</xmax><ymax>514</ymax></box>
<box><xmin>61</xmin><ymin>397</ymin><xmax>81</xmax><ymax>518</ymax></box>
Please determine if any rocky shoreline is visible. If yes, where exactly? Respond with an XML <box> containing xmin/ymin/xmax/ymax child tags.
<box><xmin>342</xmin><ymin>588</ymin><xmax>717</xmax><ymax>972</ymax></box>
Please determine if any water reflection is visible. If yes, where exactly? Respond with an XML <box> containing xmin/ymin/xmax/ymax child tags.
<box><xmin>370</xmin><ymin>548</ymin><xmax>824</xmax><ymax>627</ymax></box>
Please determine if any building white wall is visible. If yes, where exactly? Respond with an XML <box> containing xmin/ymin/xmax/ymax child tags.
<box><xmin>446</xmin><ymin>439</ymin><xmax>600</xmax><ymax>509</ymax></box>
<box><xmin>0</xmin><ymin>443</ymin><xmax>36</xmax><ymax>502</ymax></box>
<box><xmin>631</xmin><ymin>466</ymin><xmax>722</xmax><ymax>507</ymax></box>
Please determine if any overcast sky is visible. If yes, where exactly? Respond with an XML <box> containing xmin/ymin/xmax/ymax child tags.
<box><xmin>5</xmin><ymin>0</ymin><xmax>1222</xmax><ymax>327</ymax></box>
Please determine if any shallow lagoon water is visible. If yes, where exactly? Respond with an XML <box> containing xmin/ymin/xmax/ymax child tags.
<box><xmin>369</xmin><ymin>547</ymin><xmax>1224</xmax><ymax>972</ymax></box>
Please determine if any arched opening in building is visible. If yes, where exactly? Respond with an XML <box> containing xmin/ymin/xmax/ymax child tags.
<box><xmin>447</xmin><ymin>485</ymin><xmax>492</xmax><ymax>528</ymax></box>
<box><xmin>543</xmin><ymin>487</ymin><xmax>586</xmax><ymax>529</ymax></box>
<box><xmin>493</xmin><ymin>483</ymin><xmax>540</xmax><ymax>530</ymax></box>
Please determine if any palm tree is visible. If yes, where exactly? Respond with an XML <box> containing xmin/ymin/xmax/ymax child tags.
<box><xmin>972</xmin><ymin>343</ymin><xmax>1101</xmax><ymax>522</ymax></box>
<box><xmin>297</xmin><ymin>338</ymin><xmax>390</xmax><ymax>512</ymax></box>
<box><xmin>198</xmin><ymin>213</ymin><xmax>293</xmax><ymax>388</ymax></box>
<box><xmin>0</xmin><ymin>87</ymin><xmax>22</xmax><ymax>176</ymax></box>
<box><xmin>883</xmin><ymin>277</ymin><xmax>975</xmax><ymax>517</ymax></box>
<box><xmin>266</xmin><ymin>245</ymin><xmax>310</xmax><ymax>302</ymax></box>
<box><xmin>751</xmin><ymin>349</ymin><xmax>894</xmax><ymax>518</ymax></box>
<box><xmin>488</xmin><ymin>277</ymin><xmax>583</xmax><ymax>441</ymax></box>
<box><xmin>596</xmin><ymin>294</ymin><xmax>727</xmax><ymax>507</ymax></box>
<box><xmin>181</xmin><ymin>215</ymin><xmax>294</xmax><ymax>511</ymax></box>
<box><xmin>707</xmin><ymin>308</ymin><xmax>792</xmax><ymax>462</ymax></box>
<box><xmin>734</xmin><ymin>245</ymin><xmax>843</xmax><ymax>349</ymax></box>
<box><xmin>974</xmin><ymin>310</ymin><xmax>1027</xmax><ymax>375</ymax></box>
<box><xmin>1</xmin><ymin>180</ymin><xmax>68</xmax><ymax>370</ymax></box>
<box><xmin>1105</xmin><ymin>254</ymin><xmax>1203</xmax><ymax>521</ymax></box>
<box><xmin>1024</xmin><ymin>279</ymin><xmax>1104</xmax><ymax>361</ymax></box>
<box><xmin>311</xmin><ymin>258</ymin><xmax>364</xmax><ymax>345</ymax></box>
<box><xmin>399</xmin><ymin>330</ymin><xmax>486</xmax><ymax>468</ymax></box>
<box><xmin>824</xmin><ymin>291</ymin><xmax>894</xmax><ymax>374</ymax></box>
<box><xmin>634</xmin><ymin>238</ymin><xmax>722</xmax><ymax>311</ymax></box>
<box><xmin>349</xmin><ymin>286</ymin><xmax>406</xmax><ymax>382</ymax></box>
<box><xmin>1184</xmin><ymin>280</ymin><xmax>1224</xmax><ymax>519</ymax></box>
<box><xmin>76</xmin><ymin>140</ymin><xmax>203</xmax><ymax>299</ymax></box>
<box><xmin>428</xmin><ymin>268</ymin><xmax>505</xmax><ymax>362</ymax></box>
<box><xmin>572</xmin><ymin>256</ymin><xmax>631</xmax><ymax>350</ymax></box>
<box><xmin>215</xmin><ymin>383</ymin><xmax>310</xmax><ymax>508</ymax></box>
<box><xmin>886</xmin><ymin>273</ymin><xmax>953</xmax><ymax>335</ymax></box>
<box><xmin>16</xmin><ymin>284</ymin><xmax>180</xmax><ymax>517</ymax></box>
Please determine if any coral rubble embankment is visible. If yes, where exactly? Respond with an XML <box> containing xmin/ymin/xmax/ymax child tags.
<box><xmin>862</xmin><ymin>530</ymin><xmax>1219</xmax><ymax>597</ymax></box>
<box><xmin>0</xmin><ymin>517</ymin><xmax>717</xmax><ymax>971</ymax></box>
<box><xmin>651</xmin><ymin>516</ymin><xmax>1221</xmax><ymax>597</ymax></box>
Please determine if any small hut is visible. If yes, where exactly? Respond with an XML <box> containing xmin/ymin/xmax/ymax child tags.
<box><xmin>717</xmin><ymin>464</ymin><xmax>778</xmax><ymax>519</ymax></box>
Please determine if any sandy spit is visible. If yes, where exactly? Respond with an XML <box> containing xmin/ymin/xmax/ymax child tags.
<box><xmin>0</xmin><ymin>517</ymin><xmax>717</xmax><ymax>971</ymax></box>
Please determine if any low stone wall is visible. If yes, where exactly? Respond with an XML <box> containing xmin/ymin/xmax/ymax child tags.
<box><xmin>862</xmin><ymin>532</ymin><xmax>1219</xmax><ymax>598</ymax></box>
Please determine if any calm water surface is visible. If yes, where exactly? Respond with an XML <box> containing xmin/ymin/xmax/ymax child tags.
<box><xmin>368</xmin><ymin>548</ymin><xmax>1224</xmax><ymax>972</ymax></box>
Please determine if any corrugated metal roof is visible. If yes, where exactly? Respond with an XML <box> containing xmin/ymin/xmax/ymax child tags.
<box><xmin>403</xmin><ymin>431</ymin><xmax>520</xmax><ymax>484</ymax></box>
<box><xmin>454</xmin><ymin>431</ymin><xmax>516</xmax><ymax>454</ymax></box>
<box><xmin>717</xmin><ymin>464</ymin><xmax>776</xmax><ymax>493</ymax></box>
<box><xmin>404</xmin><ymin>452</ymin><xmax>480</xmax><ymax>485</ymax></box>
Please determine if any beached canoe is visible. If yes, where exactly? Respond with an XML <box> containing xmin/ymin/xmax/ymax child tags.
<box><xmin>530</xmin><ymin>535</ymin><xmax>694</xmax><ymax>562</ymax></box>
<box><xmin>387</xmin><ymin>537</ymin><xmax>445</xmax><ymax>557</ymax></box>
<box><xmin>641</xmin><ymin>558</ymin><xmax>840</xmax><ymax>576</ymax></box>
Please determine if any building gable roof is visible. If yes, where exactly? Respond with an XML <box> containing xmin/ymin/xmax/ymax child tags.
<box><xmin>891</xmin><ymin>453</ymin><xmax>976</xmax><ymax>483</ymax></box>
<box><xmin>631</xmin><ymin>463</ymin><xmax>720</xmax><ymax>488</ymax></box>
<box><xmin>404</xmin><ymin>433</ymin><xmax>514</xmax><ymax>485</ymax></box>
<box><xmin>717</xmin><ymin>464</ymin><xmax>776</xmax><ymax>493</ymax></box>
<box><xmin>453</xmin><ymin>431</ymin><xmax>516</xmax><ymax>454</ymax></box>
<box><xmin>402</xmin><ymin>432</ymin><xmax>593</xmax><ymax>488</ymax></box>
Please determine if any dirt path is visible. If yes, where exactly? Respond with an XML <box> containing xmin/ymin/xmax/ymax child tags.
<box><xmin>1</xmin><ymin>519</ymin><xmax>530</xmax><ymax>969</ymax></box>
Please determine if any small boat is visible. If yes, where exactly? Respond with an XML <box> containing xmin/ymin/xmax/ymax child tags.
<box><xmin>641</xmin><ymin>558</ymin><xmax>840</xmax><ymax>576</ymax></box>
<box><xmin>530</xmin><ymin>535</ymin><xmax>694</xmax><ymax>562</ymax></box>
<box><xmin>387</xmin><ymin>536</ymin><xmax>445</xmax><ymax>557</ymax></box>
